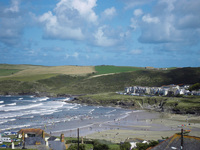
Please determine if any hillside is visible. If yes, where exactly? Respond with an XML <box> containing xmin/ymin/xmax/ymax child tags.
<box><xmin>0</xmin><ymin>64</ymin><xmax>95</xmax><ymax>81</ymax></box>
<box><xmin>0</xmin><ymin>64</ymin><xmax>199</xmax><ymax>96</ymax></box>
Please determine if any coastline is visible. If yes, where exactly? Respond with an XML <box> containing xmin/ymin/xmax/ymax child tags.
<box><xmin>51</xmin><ymin>110</ymin><xmax>200</xmax><ymax>143</ymax></box>
<box><xmin>1</xmin><ymin>94</ymin><xmax>200</xmax><ymax>143</ymax></box>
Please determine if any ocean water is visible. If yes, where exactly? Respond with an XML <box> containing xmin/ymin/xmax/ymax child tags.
<box><xmin>0</xmin><ymin>95</ymin><xmax>131</xmax><ymax>134</ymax></box>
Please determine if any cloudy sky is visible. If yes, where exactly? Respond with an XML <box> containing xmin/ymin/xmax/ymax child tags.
<box><xmin>0</xmin><ymin>0</ymin><xmax>200</xmax><ymax>67</ymax></box>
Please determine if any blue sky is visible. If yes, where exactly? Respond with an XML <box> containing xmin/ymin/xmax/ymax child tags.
<box><xmin>0</xmin><ymin>0</ymin><xmax>200</xmax><ymax>67</ymax></box>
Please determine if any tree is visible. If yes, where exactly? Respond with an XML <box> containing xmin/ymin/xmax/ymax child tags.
<box><xmin>188</xmin><ymin>83</ymin><xmax>200</xmax><ymax>91</ymax></box>
<box><xmin>120</xmin><ymin>142</ymin><xmax>131</xmax><ymax>150</ymax></box>
<box><xmin>135</xmin><ymin>143</ymin><xmax>148</xmax><ymax>150</ymax></box>
<box><xmin>133</xmin><ymin>141</ymin><xmax>159</xmax><ymax>150</ymax></box>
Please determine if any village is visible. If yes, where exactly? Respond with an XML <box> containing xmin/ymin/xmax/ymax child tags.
<box><xmin>0</xmin><ymin>127</ymin><xmax>200</xmax><ymax>150</ymax></box>
<box><xmin>0</xmin><ymin>128</ymin><xmax>67</xmax><ymax>149</ymax></box>
<box><xmin>124</xmin><ymin>84</ymin><xmax>200</xmax><ymax>96</ymax></box>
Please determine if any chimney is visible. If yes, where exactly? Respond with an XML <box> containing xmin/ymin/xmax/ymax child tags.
<box><xmin>22</xmin><ymin>131</ymin><xmax>25</xmax><ymax>149</ymax></box>
<box><xmin>60</xmin><ymin>134</ymin><xmax>64</xmax><ymax>143</ymax></box>
<box><xmin>11</xmin><ymin>142</ymin><xmax>15</xmax><ymax>149</ymax></box>
<box><xmin>42</xmin><ymin>130</ymin><xmax>45</xmax><ymax>139</ymax></box>
<box><xmin>81</xmin><ymin>136</ymin><xmax>83</xmax><ymax>144</ymax></box>
<box><xmin>22</xmin><ymin>131</ymin><xmax>25</xmax><ymax>141</ymax></box>
<box><xmin>45</xmin><ymin>140</ymin><xmax>49</xmax><ymax>147</ymax></box>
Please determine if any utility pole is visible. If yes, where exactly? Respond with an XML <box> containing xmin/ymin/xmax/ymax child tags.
<box><xmin>77</xmin><ymin>128</ymin><xmax>79</xmax><ymax>150</ymax></box>
<box><xmin>181</xmin><ymin>128</ymin><xmax>183</xmax><ymax>150</ymax></box>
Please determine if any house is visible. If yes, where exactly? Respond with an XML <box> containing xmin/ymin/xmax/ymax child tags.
<box><xmin>4</xmin><ymin>131</ymin><xmax>17</xmax><ymax>136</ymax></box>
<box><xmin>18</xmin><ymin>128</ymin><xmax>66</xmax><ymax>150</ymax></box>
<box><xmin>18</xmin><ymin>128</ymin><xmax>51</xmax><ymax>149</ymax></box>
<box><xmin>1</xmin><ymin>137</ymin><xmax>12</xmax><ymax>142</ymax></box>
<box><xmin>148</xmin><ymin>134</ymin><xmax>200</xmax><ymax>150</ymax></box>
<box><xmin>18</xmin><ymin>128</ymin><xmax>50</xmax><ymax>140</ymax></box>
<box><xmin>0</xmin><ymin>134</ymin><xmax>2</xmax><ymax>144</ymax></box>
<box><xmin>48</xmin><ymin>134</ymin><xmax>67</xmax><ymax>150</ymax></box>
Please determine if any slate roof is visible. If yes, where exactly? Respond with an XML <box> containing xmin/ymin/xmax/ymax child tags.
<box><xmin>48</xmin><ymin>141</ymin><xmax>66</xmax><ymax>150</ymax></box>
<box><xmin>48</xmin><ymin>136</ymin><xmax>57</xmax><ymax>141</ymax></box>
<box><xmin>149</xmin><ymin>134</ymin><xmax>200</xmax><ymax>150</ymax></box>
<box><xmin>25</xmin><ymin>137</ymin><xmax>45</xmax><ymax>145</ymax></box>
<box><xmin>18</xmin><ymin>128</ymin><xmax>50</xmax><ymax>137</ymax></box>
<box><xmin>125</xmin><ymin>138</ymin><xmax>144</xmax><ymax>143</ymax></box>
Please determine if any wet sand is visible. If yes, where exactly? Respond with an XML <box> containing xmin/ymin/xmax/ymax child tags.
<box><xmin>52</xmin><ymin>110</ymin><xmax>200</xmax><ymax>143</ymax></box>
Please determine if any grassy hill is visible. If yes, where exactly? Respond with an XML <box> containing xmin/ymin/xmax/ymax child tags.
<box><xmin>0</xmin><ymin>64</ymin><xmax>199</xmax><ymax>96</ymax></box>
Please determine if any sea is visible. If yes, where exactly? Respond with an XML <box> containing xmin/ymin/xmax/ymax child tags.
<box><xmin>0</xmin><ymin>95</ymin><xmax>131</xmax><ymax>135</ymax></box>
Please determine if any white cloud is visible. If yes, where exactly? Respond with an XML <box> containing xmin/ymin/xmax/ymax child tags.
<box><xmin>142</xmin><ymin>14</ymin><xmax>160</xmax><ymax>24</ymax></box>
<box><xmin>65</xmin><ymin>52</ymin><xmax>79</xmax><ymax>59</ymax></box>
<box><xmin>72</xmin><ymin>52</ymin><xmax>79</xmax><ymax>58</ymax></box>
<box><xmin>55</xmin><ymin>0</ymin><xmax>98</xmax><ymax>23</ymax></box>
<box><xmin>123</xmin><ymin>0</ymin><xmax>152</xmax><ymax>9</ymax></box>
<box><xmin>130</xmin><ymin>49</ymin><xmax>142</xmax><ymax>55</ymax></box>
<box><xmin>93</xmin><ymin>26</ymin><xmax>119</xmax><ymax>47</ymax></box>
<box><xmin>4</xmin><ymin>0</ymin><xmax>20</xmax><ymax>13</ymax></box>
<box><xmin>39</xmin><ymin>11</ymin><xmax>84</xmax><ymax>40</ymax></box>
<box><xmin>135</xmin><ymin>0</ymin><xmax>200</xmax><ymax>51</ymax></box>
<box><xmin>134</xmin><ymin>9</ymin><xmax>143</xmax><ymax>17</ymax></box>
<box><xmin>130</xmin><ymin>18</ymin><xmax>138</xmax><ymax>29</ymax></box>
<box><xmin>0</xmin><ymin>0</ymin><xmax>26</xmax><ymax>46</ymax></box>
<box><xmin>102</xmin><ymin>7</ymin><xmax>117</xmax><ymax>19</ymax></box>
<box><xmin>38</xmin><ymin>0</ymin><xmax>98</xmax><ymax>41</ymax></box>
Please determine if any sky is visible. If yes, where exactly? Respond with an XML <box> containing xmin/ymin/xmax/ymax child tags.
<box><xmin>0</xmin><ymin>0</ymin><xmax>200</xmax><ymax>67</ymax></box>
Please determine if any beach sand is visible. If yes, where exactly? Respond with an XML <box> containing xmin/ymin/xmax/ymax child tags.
<box><xmin>52</xmin><ymin>110</ymin><xmax>200</xmax><ymax>143</ymax></box>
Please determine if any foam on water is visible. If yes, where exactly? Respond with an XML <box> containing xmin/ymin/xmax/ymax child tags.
<box><xmin>0</xmin><ymin>103</ymin><xmax>43</xmax><ymax>112</ymax></box>
<box><xmin>0</xmin><ymin>96</ymin><xmax>131</xmax><ymax>133</ymax></box>
<box><xmin>88</xmin><ymin>109</ymin><xmax>95</xmax><ymax>114</ymax></box>
<box><xmin>0</xmin><ymin>101</ymin><xmax>4</xmax><ymax>104</ymax></box>
<box><xmin>7</xmin><ymin>103</ymin><xmax>16</xmax><ymax>106</ymax></box>
<box><xmin>33</xmin><ymin>97</ymin><xmax>49</xmax><ymax>102</ymax></box>
<box><xmin>106</xmin><ymin>109</ymin><xmax>116</xmax><ymax>114</ymax></box>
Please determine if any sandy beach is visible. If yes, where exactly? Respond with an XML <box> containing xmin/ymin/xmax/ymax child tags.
<box><xmin>52</xmin><ymin>110</ymin><xmax>200</xmax><ymax>143</ymax></box>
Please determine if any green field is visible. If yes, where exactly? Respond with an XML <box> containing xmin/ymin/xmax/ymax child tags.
<box><xmin>0</xmin><ymin>69</ymin><xmax>21</xmax><ymax>76</ymax></box>
<box><xmin>95</xmin><ymin>65</ymin><xmax>144</xmax><ymax>75</ymax></box>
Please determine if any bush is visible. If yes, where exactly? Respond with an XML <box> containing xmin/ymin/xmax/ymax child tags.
<box><xmin>68</xmin><ymin>144</ymin><xmax>86</xmax><ymax>150</ymax></box>
<box><xmin>120</xmin><ymin>142</ymin><xmax>131</xmax><ymax>150</ymax></box>
<box><xmin>93</xmin><ymin>140</ymin><xmax>109</xmax><ymax>150</ymax></box>
<box><xmin>93</xmin><ymin>143</ymin><xmax>109</xmax><ymax>150</ymax></box>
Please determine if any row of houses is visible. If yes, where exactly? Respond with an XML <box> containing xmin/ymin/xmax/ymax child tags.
<box><xmin>0</xmin><ymin>128</ymin><xmax>67</xmax><ymax>150</ymax></box>
<box><xmin>124</xmin><ymin>84</ymin><xmax>200</xmax><ymax>96</ymax></box>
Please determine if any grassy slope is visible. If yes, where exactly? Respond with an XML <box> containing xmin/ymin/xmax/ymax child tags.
<box><xmin>0</xmin><ymin>65</ymin><xmax>199</xmax><ymax>96</ymax></box>
<box><xmin>56</xmin><ymin>67</ymin><xmax>200</xmax><ymax>95</ymax></box>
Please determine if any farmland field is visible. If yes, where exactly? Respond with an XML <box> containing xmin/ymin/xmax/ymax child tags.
<box><xmin>0</xmin><ymin>65</ymin><xmax>95</xmax><ymax>81</ymax></box>
<box><xmin>95</xmin><ymin>65</ymin><xmax>144</xmax><ymax>75</ymax></box>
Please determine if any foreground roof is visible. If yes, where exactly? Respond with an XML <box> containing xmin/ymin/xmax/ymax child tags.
<box><xmin>150</xmin><ymin>134</ymin><xmax>200</xmax><ymax>150</ymax></box>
